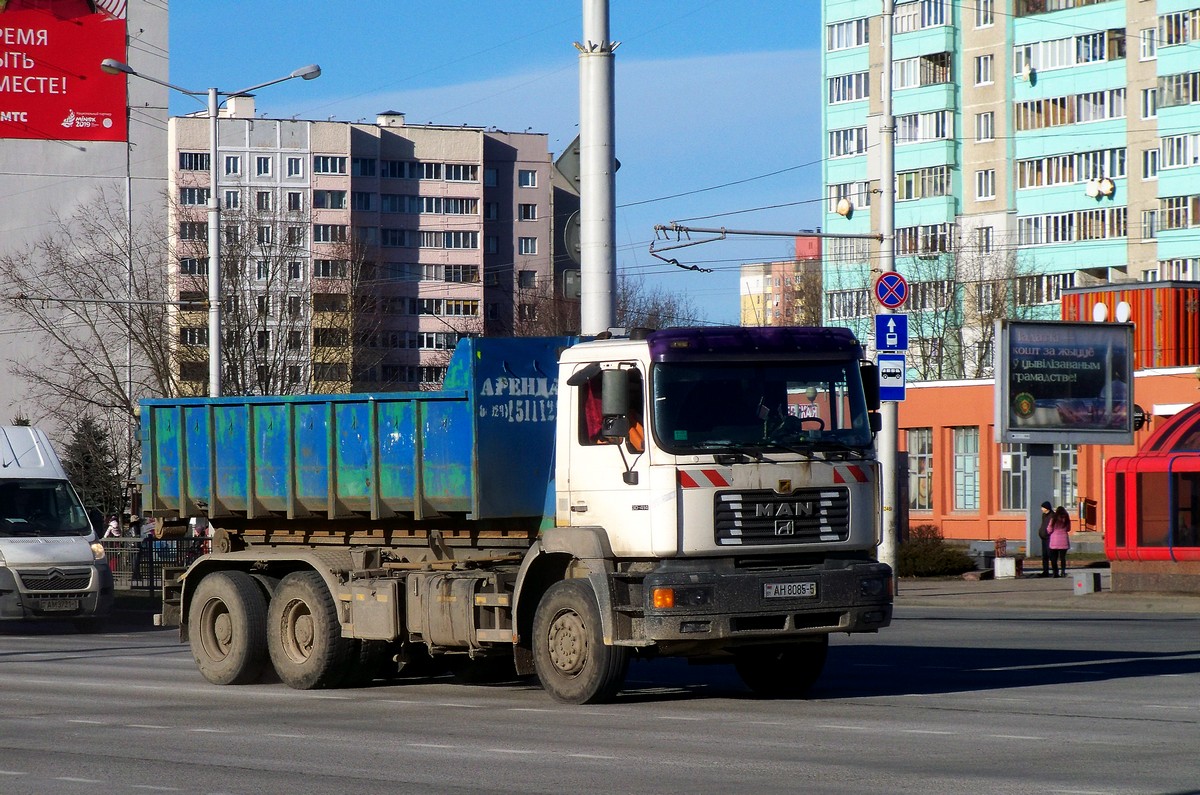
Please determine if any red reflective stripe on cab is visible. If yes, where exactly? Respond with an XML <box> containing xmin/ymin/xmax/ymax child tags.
<box><xmin>679</xmin><ymin>471</ymin><xmax>700</xmax><ymax>489</ymax></box>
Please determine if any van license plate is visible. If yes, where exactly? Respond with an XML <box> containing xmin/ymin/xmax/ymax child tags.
<box><xmin>40</xmin><ymin>599</ymin><xmax>79</xmax><ymax>612</ymax></box>
<box><xmin>763</xmin><ymin>582</ymin><xmax>817</xmax><ymax>599</ymax></box>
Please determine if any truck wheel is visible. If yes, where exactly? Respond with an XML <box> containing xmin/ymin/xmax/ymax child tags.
<box><xmin>267</xmin><ymin>571</ymin><xmax>352</xmax><ymax>690</ymax></box>
<box><xmin>189</xmin><ymin>571</ymin><xmax>269</xmax><ymax>685</ymax></box>
<box><xmin>532</xmin><ymin>579</ymin><xmax>628</xmax><ymax>704</ymax></box>
<box><xmin>733</xmin><ymin>636</ymin><xmax>829</xmax><ymax>699</ymax></box>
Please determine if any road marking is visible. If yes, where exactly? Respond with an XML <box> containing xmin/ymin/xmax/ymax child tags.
<box><xmin>266</xmin><ymin>733</ymin><xmax>306</xmax><ymax>739</ymax></box>
<box><xmin>129</xmin><ymin>724</ymin><xmax>171</xmax><ymax>729</ymax></box>
<box><xmin>486</xmin><ymin>748</ymin><xmax>536</xmax><ymax>755</ymax></box>
<box><xmin>898</xmin><ymin>729</ymin><xmax>955</xmax><ymax>735</ymax></box>
<box><xmin>56</xmin><ymin>777</ymin><xmax>104</xmax><ymax>784</ymax></box>
<box><xmin>408</xmin><ymin>743</ymin><xmax>457</xmax><ymax>749</ymax></box>
<box><xmin>131</xmin><ymin>786</ymin><xmax>182</xmax><ymax>792</ymax></box>
<box><xmin>0</xmin><ymin>770</ymin><xmax>27</xmax><ymax>776</ymax></box>
<box><xmin>988</xmin><ymin>734</ymin><xmax>1045</xmax><ymax>741</ymax></box>
<box><xmin>67</xmin><ymin>719</ymin><xmax>106</xmax><ymax>725</ymax></box>
<box><xmin>434</xmin><ymin>702</ymin><xmax>485</xmax><ymax>709</ymax></box>
<box><xmin>509</xmin><ymin>707</ymin><xmax>557</xmax><ymax>713</ymax></box>
<box><xmin>569</xmin><ymin>753</ymin><xmax>618</xmax><ymax>760</ymax></box>
<box><xmin>657</xmin><ymin>715</ymin><xmax>704</xmax><ymax>721</ymax></box>
<box><xmin>816</xmin><ymin>725</ymin><xmax>872</xmax><ymax>731</ymax></box>
<box><xmin>189</xmin><ymin>728</ymin><xmax>228</xmax><ymax>733</ymax></box>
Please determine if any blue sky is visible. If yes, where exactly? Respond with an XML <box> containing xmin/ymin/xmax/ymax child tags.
<box><xmin>169</xmin><ymin>2</ymin><xmax>825</xmax><ymax>325</ymax></box>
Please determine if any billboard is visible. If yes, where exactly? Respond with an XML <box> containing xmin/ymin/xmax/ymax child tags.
<box><xmin>0</xmin><ymin>0</ymin><xmax>127</xmax><ymax>142</ymax></box>
<box><xmin>995</xmin><ymin>320</ymin><xmax>1134</xmax><ymax>445</ymax></box>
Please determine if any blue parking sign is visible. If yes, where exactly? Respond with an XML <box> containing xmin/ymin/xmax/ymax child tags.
<box><xmin>878</xmin><ymin>353</ymin><xmax>906</xmax><ymax>402</ymax></box>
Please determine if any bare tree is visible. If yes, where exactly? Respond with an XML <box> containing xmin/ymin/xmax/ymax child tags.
<box><xmin>614</xmin><ymin>273</ymin><xmax>700</xmax><ymax>329</ymax></box>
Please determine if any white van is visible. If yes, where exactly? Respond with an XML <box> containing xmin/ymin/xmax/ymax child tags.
<box><xmin>0</xmin><ymin>426</ymin><xmax>114</xmax><ymax>629</ymax></box>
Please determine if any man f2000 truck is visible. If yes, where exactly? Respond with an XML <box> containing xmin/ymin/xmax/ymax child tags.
<box><xmin>0</xmin><ymin>425</ymin><xmax>114</xmax><ymax>630</ymax></box>
<box><xmin>144</xmin><ymin>326</ymin><xmax>892</xmax><ymax>703</ymax></box>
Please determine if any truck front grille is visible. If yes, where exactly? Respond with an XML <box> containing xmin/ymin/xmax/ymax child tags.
<box><xmin>15</xmin><ymin>568</ymin><xmax>93</xmax><ymax>592</ymax></box>
<box><xmin>714</xmin><ymin>489</ymin><xmax>849</xmax><ymax>546</ymax></box>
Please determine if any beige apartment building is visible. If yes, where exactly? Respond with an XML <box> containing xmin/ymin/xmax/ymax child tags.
<box><xmin>167</xmin><ymin>105</ymin><xmax>555</xmax><ymax>394</ymax></box>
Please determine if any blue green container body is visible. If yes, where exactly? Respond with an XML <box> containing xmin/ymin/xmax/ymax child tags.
<box><xmin>140</xmin><ymin>337</ymin><xmax>572</xmax><ymax>524</ymax></box>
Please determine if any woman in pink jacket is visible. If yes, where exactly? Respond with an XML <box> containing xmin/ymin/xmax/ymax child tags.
<box><xmin>1048</xmin><ymin>505</ymin><xmax>1071</xmax><ymax>578</ymax></box>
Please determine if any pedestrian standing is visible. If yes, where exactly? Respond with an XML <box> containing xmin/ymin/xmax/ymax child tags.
<box><xmin>1036</xmin><ymin>501</ymin><xmax>1053</xmax><ymax>577</ymax></box>
<box><xmin>1048</xmin><ymin>505</ymin><xmax>1071</xmax><ymax>578</ymax></box>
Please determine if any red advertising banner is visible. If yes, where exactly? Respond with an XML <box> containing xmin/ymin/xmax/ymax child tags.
<box><xmin>0</xmin><ymin>0</ymin><xmax>127</xmax><ymax>142</ymax></box>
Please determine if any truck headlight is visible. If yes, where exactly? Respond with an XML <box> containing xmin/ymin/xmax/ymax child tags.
<box><xmin>859</xmin><ymin>576</ymin><xmax>889</xmax><ymax>598</ymax></box>
<box><xmin>91</xmin><ymin>542</ymin><xmax>106</xmax><ymax>562</ymax></box>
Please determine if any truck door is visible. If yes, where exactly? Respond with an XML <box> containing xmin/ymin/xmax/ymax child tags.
<box><xmin>564</xmin><ymin>364</ymin><xmax>653</xmax><ymax>557</ymax></box>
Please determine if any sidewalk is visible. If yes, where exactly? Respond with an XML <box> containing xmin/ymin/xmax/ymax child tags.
<box><xmin>897</xmin><ymin>568</ymin><xmax>1200</xmax><ymax>614</ymax></box>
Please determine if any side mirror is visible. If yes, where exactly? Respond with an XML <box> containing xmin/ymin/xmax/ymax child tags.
<box><xmin>601</xmin><ymin>368</ymin><xmax>629</xmax><ymax>438</ymax></box>
<box><xmin>860</xmin><ymin>361</ymin><xmax>881</xmax><ymax>411</ymax></box>
<box><xmin>869</xmin><ymin>413</ymin><xmax>882</xmax><ymax>434</ymax></box>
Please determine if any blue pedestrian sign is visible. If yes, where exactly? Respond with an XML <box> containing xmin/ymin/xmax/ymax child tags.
<box><xmin>874</xmin><ymin>272</ymin><xmax>909</xmax><ymax>309</ymax></box>
<box><xmin>878</xmin><ymin>353</ymin><xmax>906</xmax><ymax>402</ymax></box>
<box><xmin>875</xmin><ymin>313</ymin><xmax>908</xmax><ymax>351</ymax></box>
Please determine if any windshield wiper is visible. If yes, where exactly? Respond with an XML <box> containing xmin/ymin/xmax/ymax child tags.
<box><xmin>690</xmin><ymin>440</ymin><xmax>778</xmax><ymax>464</ymax></box>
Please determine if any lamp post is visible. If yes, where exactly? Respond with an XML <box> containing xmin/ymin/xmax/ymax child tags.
<box><xmin>100</xmin><ymin>59</ymin><xmax>321</xmax><ymax>397</ymax></box>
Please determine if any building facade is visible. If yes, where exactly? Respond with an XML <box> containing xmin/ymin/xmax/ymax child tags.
<box><xmin>821</xmin><ymin>0</ymin><xmax>1200</xmax><ymax>377</ymax></box>
<box><xmin>738</xmin><ymin>237</ymin><xmax>824</xmax><ymax>326</ymax></box>
<box><xmin>0</xmin><ymin>0</ymin><xmax>168</xmax><ymax>420</ymax></box>
<box><xmin>167</xmin><ymin>108</ymin><xmax>554</xmax><ymax>394</ymax></box>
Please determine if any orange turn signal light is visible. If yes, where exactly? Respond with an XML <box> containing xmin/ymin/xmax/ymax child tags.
<box><xmin>652</xmin><ymin>587</ymin><xmax>675</xmax><ymax>609</ymax></box>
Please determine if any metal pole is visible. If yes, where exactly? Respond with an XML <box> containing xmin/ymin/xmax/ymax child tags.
<box><xmin>578</xmin><ymin>0</ymin><xmax>617</xmax><ymax>334</ymax></box>
<box><xmin>207</xmin><ymin>87</ymin><xmax>222</xmax><ymax>397</ymax></box>
<box><xmin>877</xmin><ymin>0</ymin><xmax>899</xmax><ymax>581</ymax></box>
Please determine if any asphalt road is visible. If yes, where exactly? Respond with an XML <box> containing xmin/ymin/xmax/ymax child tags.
<box><xmin>1</xmin><ymin>599</ymin><xmax>1198</xmax><ymax>795</ymax></box>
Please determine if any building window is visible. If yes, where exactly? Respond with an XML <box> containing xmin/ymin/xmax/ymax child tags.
<box><xmin>352</xmin><ymin>157</ymin><xmax>376</xmax><ymax>177</ymax></box>
<box><xmin>256</xmin><ymin>294</ymin><xmax>270</xmax><ymax>316</ymax></box>
<box><xmin>351</xmin><ymin>192</ymin><xmax>373</xmax><ymax>211</ymax></box>
<box><xmin>444</xmin><ymin>231</ymin><xmax>478</xmax><ymax>249</ymax></box>
<box><xmin>257</xmin><ymin>225</ymin><xmax>272</xmax><ymax>245</ymax></box>
<box><xmin>518</xmin><ymin>270</ymin><xmax>537</xmax><ymax>289</ymax></box>
<box><xmin>255</xmin><ymin>260</ymin><xmax>270</xmax><ymax>281</ymax></box>
<box><xmin>178</xmin><ymin>152</ymin><xmax>210</xmax><ymax>171</ymax></box>
<box><xmin>828</xmin><ymin>70</ymin><xmax>870</xmax><ymax>103</ymax></box>
<box><xmin>288</xmin><ymin>296</ymin><xmax>302</xmax><ymax>317</ymax></box>
<box><xmin>484</xmin><ymin>201</ymin><xmax>499</xmax><ymax>220</ymax></box>
<box><xmin>313</xmin><ymin>224</ymin><xmax>347</xmax><ymax>243</ymax></box>
<box><xmin>828</xmin><ymin>126</ymin><xmax>869</xmax><ymax>158</ymax></box>
<box><xmin>313</xmin><ymin>156</ymin><xmax>348</xmax><ymax>174</ymax></box>
<box><xmin>827</xmin><ymin>17</ymin><xmax>869</xmax><ymax>50</ymax></box>
<box><xmin>179</xmin><ymin>257</ymin><xmax>208</xmax><ymax>275</ymax></box>
<box><xmin>518</xmin><ymin>203</ymin><xmax>538</xmax><ymax>221</ymax></box>
<box><xmin>518</xmin><ymin>169</ymin><xmax>537</xmax><ymax>188</ymax></box>
<box><xmin>977</xmin><ymin>226</ymin><xmax>994</xmax><ymax>253</ymax></box>
<box><xmin>1000</xmin><ymin>444</ymin><xmax>1027</xmax><ymax>511</ymax></box>
<box><xmin>483</xmin><ymin>167</ymin><xmax>498</xmax><ymax>187</ymax></box>
<box><xmin>313</xmin><ymin>259</ymin><xmax>349</xmax><ymax>278</ymax></box>
<box><xmin>953</xmin><ymin>426</ymin><xmax>979</xmax><ymax>511</ymax></box>
<box><xmin>286</xmin><ymin>157</ymin><xmax>303</xmax><ymax>178</ymax></box>
<box><xmin>975</xmin><ymin>111</ymin><xmax>994</xmax><ymax>143</ymax></box>
<box><xmin>1053</xmin><ymin>444</ymin><xmax>1078</xmax><ymax>510</ymax></box>
<box><xmin>1141</xmin><ymin>88</ymin><xmax>1158</xmax><ymax>120</ymax></box>
<box><xmin>313</xmin><ymin>190</ymin><xmax>347</xmax><ymax>209</ymax></box>
<box><xmin>484</xmin><ymin>235</ymin><xmax>499</xmax><ymax>254</ymax></box>
<box><xmin>974</xmin><ymin>54</ymin><xmax>993</xmax><ymax>86</ymax></box>
<box><xmin>518</xmin><ymin>237</ymin><xmax>538</xmax><ymax>255</ymax></box>
<box><xmin>256</xmin><ymin>156</ymin><xmax>271</xmax><ymax>177</ymax></box>
<box><xmin>1143</xmin><ymin>148</ymin><xmax>1159</xmax><ymax>180</ymax></box>
<box><xmin>224</xmin><ymin>155</ymin><xmax>240</xmax><ymax>175</ymax></box>
<box><xmin>1140</xmin><ymin>28</ymin><xmax>1158</xmax><ymax>61</ymax></box>
<box><xmin>907</xmin><ymin>428</ymin><xmax>933</xmax><ymax>511</ymax></box>
<box><xmin>975</xmin><ymin>169</ymin><xmax>996</xmax><ymax>201</ymax></box>
<box><xmin>178</xmin><ymin>327</ymin><xmax>208</xmax><ymax>347</ymax></box>
<box><xmin>224</xmin><ymin>189</ymin><xmax>240</xmax><ymax>210</ymax></box>
<box><xmin>1142</xmin><ymin>209</ymin><xmax>1159</xmax><ymax>240</ymax></box>
<box><xmin>179</xmin><ymin>187</ymin><xmax>209</xmax><ymax>206</ymax></box>
<box><xmin>256</xmin><ymin>191</ymin><xmax>271</xmax><ymax>211</ymax></box>
<box><xmin>285</xmin><ymin>191</ymin><xmax>301</xmax><ymax>211</ymax></box>
<box><xmin>975</xmin><ymin>0</ymin><xmax>994</xmax><ymax>28</ymax></box>
<box><xmin>178</xmin><ymin>222</ymin><xmax>207</xmax><ymax>241</ymax></box>
<box><xmin>445</xmin><ymin>164</ymin><xmax>478</xmax><ymax>182</ymax></box>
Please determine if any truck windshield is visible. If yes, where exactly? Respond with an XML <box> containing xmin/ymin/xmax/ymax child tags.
<box><xmin>651</xmin><ymin>360</ymin><xmax>872</xmax><ymax>454</ymax></box>
<box><xmin>0</xmin><ymin>480</ymin><xmax>91</xmax><ymax>537</ymax></box>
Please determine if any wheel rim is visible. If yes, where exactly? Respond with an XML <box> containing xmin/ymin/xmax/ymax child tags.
<box><xmin>546</xmin><ymin>607</ymin><xmax>588</xmax><ymax>677</ymax></box>
<box><xmin>280</xmin><ymin>598</ymin><xmax>315</xmax><ymax>664</ymax></box>
<box><xmin>199</xmin><ymin>598</ymin><xmax>233</xmax><ymax>661</ymax></box>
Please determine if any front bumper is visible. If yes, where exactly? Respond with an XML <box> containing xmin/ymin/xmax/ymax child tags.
<box><xmin>639</xmin><ymin>558</ymin><xmax>892</xmax><ymax>645</ymax></box>
<box><xmin>0</xmin><ymin>564</ymin><xmax>115</xmax><ymax>621</ymax></box>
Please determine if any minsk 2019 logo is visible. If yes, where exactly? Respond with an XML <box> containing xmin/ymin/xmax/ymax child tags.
<box><xmin>61</xmin><ymin>108</ymin><xmax>114</xmax><ymax>130</ymax></box>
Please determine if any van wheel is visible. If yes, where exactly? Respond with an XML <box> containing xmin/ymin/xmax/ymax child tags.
<box><xmin>733</xmin><ymin>636</ymin><xmax>829</xmax><ymax>698</ymax></box>
<box><xmin>189</xmin><ymin>571</ymin><xmax>269</xmax><ymax>685</ymax></box>
<box><xmin>267</xmin><ymin>571</ymin><xmax>352</xmax><ymax>690</ymax></box>
<box><xmin>532</xmin><ymin>579</ymin><xmax>628</xmax><ymax>704</ymax></box>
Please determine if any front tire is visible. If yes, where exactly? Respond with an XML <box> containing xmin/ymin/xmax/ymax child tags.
<box><xmin>532</xmin><ymin>579</ymin><xmax>628</xmax><ymax>704</ymax></box>
<box><xmin>267</xmin><ymin>571</ymin><xmax>353</xmax><ymax>690</ymax></box>
<box><xmin>734</xmin><ymin>636</ymin><xmax>829</xmax><ymax>698</ymax></box>
<box><xmin>188</xmin><ymin>571</ymin><xmax>269</xmax><ymax>685</ymax></box>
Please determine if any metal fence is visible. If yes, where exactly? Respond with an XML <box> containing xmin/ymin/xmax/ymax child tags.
<box><xmin>101</xmin><ymin>538</ymin><xmax>208</xmax><ymax>591</ymax></box>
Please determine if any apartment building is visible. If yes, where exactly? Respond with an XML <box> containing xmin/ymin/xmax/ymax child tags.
<box><xmin>167</xmin><ymin>107</ymin><xmax>554</xmax><ymax>394</ymax></box>
<box><xmin>738</xmin><ymin>236</ymin><xmax>824</xmax><ymax>326</ymax></box>
<box><xmin>821</xmin><ymin>0</ymin><xmax>1200</xmax><ymax>375</ymax></box>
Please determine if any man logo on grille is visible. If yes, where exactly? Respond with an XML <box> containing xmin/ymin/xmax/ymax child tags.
<box><xmin>775</xmin><ymin>520</ymin><xmax>795</xmax><ymax>536</ymax></box>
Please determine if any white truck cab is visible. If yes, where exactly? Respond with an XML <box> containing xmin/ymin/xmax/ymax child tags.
<box><xmin>0</xmin><ymin>426</ymin><xmax>113</xmax><ymax>629</ymax></box>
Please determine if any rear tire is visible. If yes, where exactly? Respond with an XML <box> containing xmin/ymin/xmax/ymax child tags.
<box><xmin>188</xmin><ymin>571</ymin><xmax>269</xmax><ymax>685</ymax></box>
<box><xmin>733</xmin><ymin>636</ymin><xmax>829</xmax><ymax>698</ymax></box>
<box><xmin>267</xmin><ymin>571</ymin><xmax>353</xmax><ymax>690</ymax></box>
<box><xmin>532</xmin><ymin>579</ymin><xmax>628</xmax><ymax>704</ymax></box>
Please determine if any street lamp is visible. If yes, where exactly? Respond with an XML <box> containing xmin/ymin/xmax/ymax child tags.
<box><xmin>100</xmin><ymin>59</ymin><xmax>321</xmax><ymax>397</ymax></box>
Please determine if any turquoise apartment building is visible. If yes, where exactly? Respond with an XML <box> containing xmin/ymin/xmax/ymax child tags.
<box><xmin>820</xmin><ymin>0</ymin><xmax>1200</xmax><ymax>379</ymax></box>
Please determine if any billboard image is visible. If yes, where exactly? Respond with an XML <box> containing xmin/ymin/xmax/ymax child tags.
<box><xmin>995</xmin><ymin>320</ymin><xmax>1134</xmax><ymax>445</ymax></box>
<box><xmin>0</xmin><ymin>0</ymin><xmax>127</xmax><ymax>142</ymax></box>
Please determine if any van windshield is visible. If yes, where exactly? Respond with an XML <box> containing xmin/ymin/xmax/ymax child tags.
<box><xmin>0</xmin><ymin>480</ymin><xmax>91</xmax><ymax>537</ymax></box>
